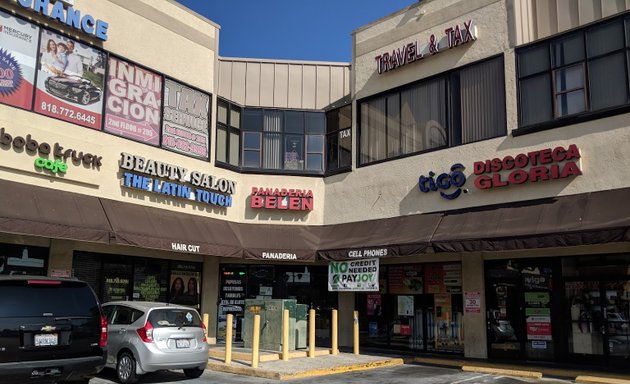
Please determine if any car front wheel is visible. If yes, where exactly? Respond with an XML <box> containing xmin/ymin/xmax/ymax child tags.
<box><xmin>183</xmin><ymin>367</ymin><xmax>204</xmax><ymax>379</ymax></box>
<box><xmin>116</xmin><ymin>352</ymin><xmax>138</xmax><ymax>384</ymax></box>
<box><xmin>79</xmin><ymin>91</ymin><xmax>91</xmax><ymax>105</ymax></box>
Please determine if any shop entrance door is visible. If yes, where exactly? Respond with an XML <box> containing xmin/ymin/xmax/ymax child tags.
<box><xmin>565</xmin><ymin>279</ymin><xmax>630</xmax><ymax>365</ymax></box>
<box><xmin>486</xmin><ymin>259</ymin><xmax>559</xmax><ymax>361</ymax></box>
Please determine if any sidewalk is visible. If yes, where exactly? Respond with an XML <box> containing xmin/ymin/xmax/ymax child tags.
<box><xmin>206</xmin><ymin>345</ymin><xmax>630</xmax><ymax>383</ymax></box>
<box><xmin>207</xmin><ymin>346</ymin><xmax>404</xmax><ymax>380</ymax></box>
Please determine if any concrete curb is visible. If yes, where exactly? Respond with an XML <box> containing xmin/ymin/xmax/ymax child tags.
<box><xmin>576</xmin><ymin>376</ymin><xmax>630</xmax><ymax>384</ymax></box>
<box><xmin>280</xmin><ymin>358</ymin><xmax>404</xmax><ymax>380</ymax></box>
<box><xmin>207</xmin><ymin>358</ymin><xmax>404</xmax><ymax>381</ymax></box>
<box><xmin>462</xmin><ymin>365</ymin><xmax>543</xmax><ymax>379</ymax></box>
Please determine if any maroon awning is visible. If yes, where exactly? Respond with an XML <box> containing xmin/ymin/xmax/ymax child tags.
<box><xmin>0</xmin><ymin>179</ymin><xmax>112</xmax><ymax>244</ymax></box>
<box><xmin>100</xmin><ymin>199</ymin><xmax>242</xmax><ymax>257</ymax></box>
<box><xmin>430</xmin><ymin>188</ymin><xmax>630</xmax><ymax>252</ymax></box>
<box><xmin>231</xmin><ymin>222</ymin><xmax>320</xmax><ymax>262</ymax></box>
<box><xmin>317</xmin><ymin>213</ymin><xmax>442</xmax><ymax>260</ymax></box>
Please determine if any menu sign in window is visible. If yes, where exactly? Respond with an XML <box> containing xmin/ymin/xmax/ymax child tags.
<box><xmin>389</xmin><ymin>264</ymin><xmax>423</xmax><ymax>294</ymax></box>
<box><xmin>218</xmin><ymin>268</ymin><xmax>246</xmax><ymax>342</ymax></box>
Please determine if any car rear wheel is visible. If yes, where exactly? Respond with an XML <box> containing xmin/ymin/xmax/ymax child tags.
<box><xmin>183</xmin><ymin>367</ymin><xmax>204</xmax><ymax>379</ymax></box>
<box><xmin>116</xmin><ymin>352</ymin><xmax>138</xmax><ymax>384</ymax></box>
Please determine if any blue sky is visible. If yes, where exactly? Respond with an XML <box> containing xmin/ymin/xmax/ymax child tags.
<box><xmin>175</xmin><ymin>0</ymin><xmax>418</xmax><ymax>62</ymax></box>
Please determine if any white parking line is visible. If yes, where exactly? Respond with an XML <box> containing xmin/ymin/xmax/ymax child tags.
<box><xmin>451</xmin><ymin>374</ymin><xmax>491</xmax><ymax>384</ymax></box>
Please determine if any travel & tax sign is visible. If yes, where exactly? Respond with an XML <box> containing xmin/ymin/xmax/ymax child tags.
<box><xmin>328</xmin><ymin>258</ymin><xmax>379</xmax><ymax>292</ymax></box>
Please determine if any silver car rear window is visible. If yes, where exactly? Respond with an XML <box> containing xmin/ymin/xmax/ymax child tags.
<box><xmin>148</xmin><ymin>308</ymin><xmax>201</xmax><ymax>328</ymax></box>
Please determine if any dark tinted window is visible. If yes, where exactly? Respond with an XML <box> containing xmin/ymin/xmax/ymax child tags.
<box><xmin>148</xmin><ymin>308</ymin><xmax>201</xmax><ymax>328</ymax></box>
<box><xmin>517</xmin><ymin>15</ymin><xmax>630</xmax><ymax>130</ymax></box>
<box><xmin>111</xmin><ymin>306</ymin><xmax>144</xmax><ymax>325</ymax></box>
<box><xmin>0</xmin><ymin>280</ymin><xmax>99</xmax><ymax>317</ymax></box>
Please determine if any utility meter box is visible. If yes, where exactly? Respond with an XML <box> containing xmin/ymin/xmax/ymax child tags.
<box><xmin>243</xmin><ymin>299</ymin><xmax>299</xmax><ymax>352</ymax></box>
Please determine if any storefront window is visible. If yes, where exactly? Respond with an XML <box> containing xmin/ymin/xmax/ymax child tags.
<box><xmin>169</xmin><ymin>261</ymin><xmax>202</xmax><ymax>309</ymax></box>
<box><xmin>218</xmin><ymin>264</ymin><xmax>336</xmax><ymax>343</ymax></box>
<box><xmin>72</xmin><ymin>251</ymin><xmax>201</xmax><ymax>307</ymax></box>
<box><xmin>563</xmin><ymin>254</ymin><xmax>630</xmax><ymax>363</ymax></box>
<box><xmin>0</xmin><ymin>244</ymin><xmax>48</xmax><ymax>276</ymax></box>
<box><xmin>356</xmin><ymin>262</ymin><xmax>463</xmax><ymax>354</ymax></box>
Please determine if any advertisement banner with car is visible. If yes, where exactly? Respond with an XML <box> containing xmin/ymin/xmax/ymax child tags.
<box><xmin>162</xmin><ymin>78</ymin><xmax>210</xmax><ymax>159</ymax></box>
<box><xmin>104</xmin><ymin>57</ymin><xmax>162</xmax><ymax>145</ymax></box>
<box><xmin>328</xmin><ymin>258</ymin><xmax>379</xmax><ymax>292</ymax></box>
<box><xmin>34</xmin><ymin>29</ymin><xmax>105</xmax><ymax>129</ymax></box>
<box><xmin>0</xmin><ymin>11</ymin><xmax>39</xmax><ymax>110</ymax></box>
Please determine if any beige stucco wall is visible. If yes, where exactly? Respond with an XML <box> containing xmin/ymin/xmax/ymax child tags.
<box><xmin>322</xmin><ymin>0</ymin><xmax>630</xmax><ymax>225</ymax></box>
<box><xmin>0</xmin><ymin>0</ymin><xmax>327</xmax><ymax>226</ymax></box>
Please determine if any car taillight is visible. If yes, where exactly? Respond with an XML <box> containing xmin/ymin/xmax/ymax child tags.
<box><xmin>100</xmin><ymin>315</ymin><xmax>108</xmax><ymax>348</ymax></box>
<box><xmin>201</xmin><ymin>322</ymin><xmax>207</xmax><ymax>343</ymax></box>
<box><xmin>136</xmin><ymin>321</ymin><xmax>154</xmax><ymax>343</ymax></box>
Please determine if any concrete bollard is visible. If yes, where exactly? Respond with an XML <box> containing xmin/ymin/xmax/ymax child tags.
<box><xmin>331</xmin><ymin>309</ymin><xmax>339</xmax><ymax>355</ymax></box>
<box><xmin>282</xmin><ymin>309</ymin><xmax>290</xmax><ymax>361</ymax></box>
<box><xmin>308</xmin><ymin>308</ymin><xmax>315</xmax><ymax>358</ymax></box>
<box><xmin>202</xmin><ymin>313</ymin><xmax>209</xmax><ymax>337</ymax></box>
<box><xmin>353</xmin><ymin>310</ymin><xmax>359</xmax><ymax>355</ymax></box>
<box><xmin>251</xmin><ymin>314</ymin><xmax>260</xmax><ymax>368</ymax></box>
<box><xmin>225</xmin><ymin>313</ymin><xmax>233</xmax><ymax>365</ymax></box>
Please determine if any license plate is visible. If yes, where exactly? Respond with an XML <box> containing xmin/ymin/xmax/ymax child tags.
<box><xmin>175</xmin><ymin>339</ymin><xmax>190</xmax><ymax>348</ymax></box>
<box><xmin>34</xmin><ymin>333</ymin><xmax>58</xmax><ymax>347</ymax></box>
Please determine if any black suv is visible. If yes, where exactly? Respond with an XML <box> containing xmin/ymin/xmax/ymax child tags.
<box><xmin>0</xmin><ymin>276</ymin><xmax>107</xmax><ymax>383</ymax></box>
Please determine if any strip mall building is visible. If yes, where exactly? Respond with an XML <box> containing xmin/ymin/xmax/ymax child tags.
<box><xmin>1</xmin><ymin>0</ymin><xmax>630</xmax><ymax>367</ymax></box>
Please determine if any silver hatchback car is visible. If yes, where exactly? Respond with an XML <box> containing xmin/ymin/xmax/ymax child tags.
<box><xmin>102</xmin><ymin>301</ymin><xmax>209</xmax><ymax>383</ymax></box>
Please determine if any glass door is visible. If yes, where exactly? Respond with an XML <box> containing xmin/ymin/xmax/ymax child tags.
<box><xmin>604</xmin><ymin>280</ymin><xmax>630</xmax><ymax>361</ymax></box>
<box><xmin>565</xmin><ymin>279</ymin><xmax>630</xmax><ymax>364</ymax></box>
<box><xmin>565</xmin><ymin>280</ymin><xmax>605</xmax><ymax>358</ymax></box>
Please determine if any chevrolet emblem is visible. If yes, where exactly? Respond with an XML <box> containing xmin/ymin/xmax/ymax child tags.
<box><xmin>41</xmin><ymin>325</ymin><xmax>56</xmax><ymax>332</ymax></box>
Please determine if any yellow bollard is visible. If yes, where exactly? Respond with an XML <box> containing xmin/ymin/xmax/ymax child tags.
<box><xmin>308</xmin><ymin>309</ymin><xmax>315</xmax><ymax>358</ymax></box>
<box><xmin>225</xmin><ymin>314</ymin><xmax>233</xmax><ymax>365</ymax></box>
<box><xmin>251</xmin><ymin>314</ymin><xmax>260</xmax><ymax>368</ymax></box>
<box><xmin>331</xmin><ymin>309</ymin><xmax>339</xmax><ymax>355</ymax></box>
<box><xmin>353</xmin><ymin>310</ymin><xmax>359</xmax><ymax>355</ymax></box>
<box><xmin>282</xmin><ymin>309</ymin><xmax>290</xmax><ymax>361</ymax></box>
<box><xmin>202</xmin><ymin>313</ymin><xmax>209</xmax><ymax>337</ymax></box>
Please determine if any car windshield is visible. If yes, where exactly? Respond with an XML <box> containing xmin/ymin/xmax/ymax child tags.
<box><xmin>148</xmin><ymin>308</ymin><xmax>201</xmax><ymax>328</ymax></box>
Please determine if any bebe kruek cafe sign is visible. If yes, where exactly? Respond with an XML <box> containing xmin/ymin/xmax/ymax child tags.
<box><xmin>250</xmin><ymin>187</ymin><xmax>313</xmax><ymax>211</ymax></box>
<box><xmin>375</xmin><ymin>20</ymin><xmax>477</xmax><ymax>75</ymax></box>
